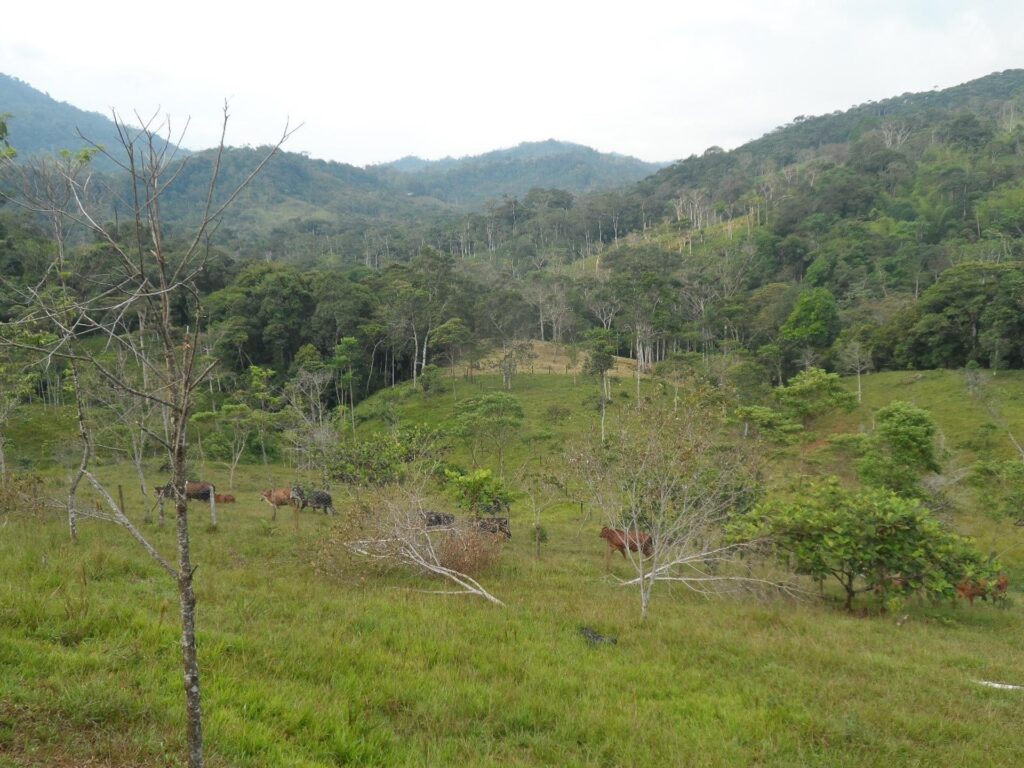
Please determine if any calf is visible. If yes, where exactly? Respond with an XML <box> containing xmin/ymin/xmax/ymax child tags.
<box><xmin>290</xmin><ymin>485</ymin><xmax>336</xmax><ymax>515</ymax></box>
<box><xmin>261</xmin><ymin>487</ymin><xmax>294</xmax><ymax>520</ymax></box>
<box><xmin>474</xmin><ymin>516</ymin><xmax>511</xmax><ymax>539</ymax></box>
<box><xmin>424</xmin><ymin>511</ymin><xmax>455</xmax><ymax>528</ymax></box>
<box><xmin>214</xmin><ymin>493</ymin><xmax>236</xmax><ymax>504</ymax></box>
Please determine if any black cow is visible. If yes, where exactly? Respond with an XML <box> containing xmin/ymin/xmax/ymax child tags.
<box><xmin>424</xmin><ymin>511</ymin><xmax>455</xmax><ymax>528</ymax></box>
<box><xmin>290</xmin><ymin>485</ymin><xmax>336</xmax><ymax>515</ymax></box>
<box><xmin>157</xmin><ymin>480</ymin><xmax>215</xmax><ymax>501</ymax></box>
<box><xmin>473</xmin><ymin>516</ymin><xmax>511</xmax><ymax>539</ymax></box>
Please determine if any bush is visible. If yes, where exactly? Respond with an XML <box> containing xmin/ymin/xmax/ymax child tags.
<box><xmin>437</xmin><ymin>529</ymin><xmax>504</xmax><ymax>575</ymax></box>
<box><xmin>444</xmin><ymin>468</ymin><xmax>512</xmax><ymax>517</ymax></box>
<box><xmin>732</xmin><ymin>479</ymin><xmax>997</xmax><ymax>611</ymax></box>
<box><xmin>544</xmin><ymin>404</ymin><xmax>571</xmax><ymax>424</ymax></box>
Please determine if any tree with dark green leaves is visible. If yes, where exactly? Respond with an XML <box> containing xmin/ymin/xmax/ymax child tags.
<box><xmin>780</xmin><ymin>288</ymin><xmax>840</xmax><ymax>358</ymax></box>
<box><xmin>773</xmin><ymin>367</ymin><xmax>856</xmax><ymax>427</ymax></box>
<box><xmin>838</xmin><ymin>401</ymin><xmax>941</xmax><ymax>498</ymax></box>
<box><xmin>733</xmin><ymin>480</ymin><xmax>995</xmax><ymax>611</ymax></box>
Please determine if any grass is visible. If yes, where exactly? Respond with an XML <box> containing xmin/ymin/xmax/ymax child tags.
<box><xmin>3</xmin><ymin>368</ymin><xmax>1024</xmax><ymax>766</ymax></box>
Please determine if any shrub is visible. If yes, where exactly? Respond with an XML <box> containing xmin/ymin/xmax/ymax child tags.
<box><xmin>437</xmin><ymin>529</ymin><xmax>504</xmax><ymax>575</ymax></box>
<box><xmin>732</xmin><ymin>479</ymin><xmax>996</xmax><ymax>611</ymax></box>
<box><xmin>544</xmin><ymin>404</ymin><xmax>572</xmax><ymax>424</ymax></box>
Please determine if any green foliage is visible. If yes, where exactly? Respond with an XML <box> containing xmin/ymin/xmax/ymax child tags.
<box><xmin>584</xmin><ymin>328</ymin><xmax>617</xmax><ymax>379</ymax></box>
<box><xmin>453</xmin><ymin>392</ymin><xmax>524</xmax><ymax>473</ymax></box>
<box><xmin>897</xmin><ymin>263</ymin><xmax>1024</xmax><ymax>370</ymax></box>
<box><xmin>831</xmin><ymin>401</ymin><xmax>941</xmax><ymax>497</ymax></box>
<box><xmin>780</xmin><ymin>288</ymin><xmax>840</xmax><ymax>349</ymax></box>
<box><xmin>331</xmin><ymin>426</ymin><xmax>443</xmax><ymax>485</ymax></box>
<box><xmin>733</xmin><ymin>480</ymin><xmax>997</xmax><ymax>610</ymax></box>
<box><xmin>733</xmin><ymin>405</ymin><xmax>802</xmax><ymax>444</ymax></box>
<box><xmin>418</xmin><ymin>364</ymin><xmax>446</xmax><ymax>394</ymax></box>
<box><xmin>443</xmin><ymin>468</ymin><xmax>513</xmax><ymax>517</ymax></box>
<box><xmin>290</xmin><ymin>343</ymin><xmax>324</xmax><ymax>374</ymax></box>
<box><xmin>967</xmin><ymin>458</ymin><xmax>1024</xmax><ymax>520</ymax></box>
<box><xmin>773</xmin><ymin>368</ymin><xmax>856</xmax><ymax>425</ymax></box>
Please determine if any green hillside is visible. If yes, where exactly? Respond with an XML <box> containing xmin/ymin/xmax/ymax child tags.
<box><xmin>0</xmin><ymin>73</ymin><xmax>173</xmax><ymax>173</ymax></box>
<box><xmin>375</xmin><ymin>140</ymin><xmax>666</xmax><ymax>206</ymax></box>
<box><xmin>2</xmin><ymin>368</ymin><xmax>1023</xmax><ymax>766</ymax></box>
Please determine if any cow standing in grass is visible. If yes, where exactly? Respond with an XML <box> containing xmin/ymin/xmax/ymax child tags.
<box><xmin>260</xmin><ymin>487</ymin><xmax>295</xmax><ymax>520</ymax></box>
<box><xmin>290</xmin><ymin>485</ymin><xmax>336</xmax><ymax>515</ymax></box>
<box><xmin>156</xmin><ymin>481</ymin><xmax>218</xmax><ymax>527</ymax></box>
<box><xmin>599</xmin><ymin>526</ymin><xmax>652</xmax><ymax>559</ymax></box>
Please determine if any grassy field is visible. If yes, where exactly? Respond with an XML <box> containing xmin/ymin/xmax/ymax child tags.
<box><xmin>2</xmin><ymin>368</ymin><xmax>1024</xmax><ymax>766</ymax></box>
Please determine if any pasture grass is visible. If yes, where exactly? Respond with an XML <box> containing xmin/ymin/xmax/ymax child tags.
<box><xmin>2</xmin><ymin>368</ymin><xmax>1024</xmax><ymax>766</ymax></box>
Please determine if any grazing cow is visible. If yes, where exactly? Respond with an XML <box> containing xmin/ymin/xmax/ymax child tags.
<box><xmin>155</xmin><ymin>480</ymin><xmax>218</xmax><ymax>526</ymax></box>
<box><xmin>996</xmin><ymin>573</ymin><xmax>1010</xmax><ymax>596</ymax></box>
<box><xmin>157</xmin><ymin>481</ymin><xmax>215</xmax><ymax>501</ymax></box>
<box><xmin>956</xmin><ymin>574</ymin><xmax>1010</xmax><ymax>606</ymax></box>
<box><xmin>260</xmin><ymin>487</ymin><xmax>294</xmax><ymax>520</ymax></box>
<box><xmin>599</xmin><ymin>526</ymin><xmax>653</xmax><ymax>558</ymax></box>
<box><xmin>290</xmin><ymin>485</ymin><xmax>336</xmax><ymax>515</ymax></box>
<box><xmin>214</xmin><ymin>493</ymin><xmax>235</xmax><ymax>504</ymax></box>
<box><xmin>424</xmin><ymin>511</ymin><xmax>455</xmax><ymax>528</ymax></box>
<box><xmin>956</xmin><ymin>579</ymin><xmax>990</xmax><ymax>606</ymax></box>
<box><xmin>473</xmin><ymin>516</ymin><xmax>512</xmax><ymax>539</ymax></box>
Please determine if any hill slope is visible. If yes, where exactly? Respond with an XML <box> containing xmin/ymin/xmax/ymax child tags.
<box><xmin>3</xmin><ymin>368</ymin><xmax>1024</xmax><ymax>766</ymax></box>
<box><xmin>374</xmin><ymin>139</ymin><xmax>666</xmax><ymax>205</ymax></box>
<box><xmin>0</xmin><ymin>73</ymin><xmax>169</xmax><ymax>172</ymax></box>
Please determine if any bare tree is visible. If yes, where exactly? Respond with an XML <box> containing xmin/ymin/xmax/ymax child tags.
<box><xmin>346</xmin><ymin>480</ymin><xmax>504</xmax><ymax>605</ymax></box>
<box><xmin>880</xmin><ymin>120</ymin><xmax>912</xmax><ymax>149</ymax></box>
<box><xmin>569</xmin><ymin>402</ymin><xmax>773</xmax><ymax>619</ymax></box>
<box><xmin>837</xmin><ymin>341</ymin><xmax>873</xmax><ymax>403</ymax></box>
<box><xmin>0</xmin><ymin>106</ymin><xmax>294</xmax><ymax>768</ymax></box>
<box><xmin>283</xmin><ymin>367</ymin><xmax>337</xmax><ymax>487</ymax></box>
<box><xmin>492</xmin><ymin>340</ymin><xmax>537</xmax><ymax>391</ymax></box>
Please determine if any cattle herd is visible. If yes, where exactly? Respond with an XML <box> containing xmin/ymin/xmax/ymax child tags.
<box><xmin>147</xmin><ymin>485</ymin><xmax>1012</xmax><ymax>600</ymax></box>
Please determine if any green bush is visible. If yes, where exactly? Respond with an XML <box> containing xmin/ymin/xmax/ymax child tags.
<box><xmin>732</xmin><ymin>479</ymin><xmax>997</xmax><ymax>611</ymax></box>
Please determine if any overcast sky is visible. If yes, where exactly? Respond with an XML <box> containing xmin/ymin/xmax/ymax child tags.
<box><xmin>4</xmin><ymin>1</ymin><xmax>1024</xmax><ymax>166</ymax></box>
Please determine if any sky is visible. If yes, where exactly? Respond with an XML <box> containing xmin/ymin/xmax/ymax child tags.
<box><xmin>3</xmin><ymin>1</ymin><xmax>1024</xmax><ymax>167</ymax></box>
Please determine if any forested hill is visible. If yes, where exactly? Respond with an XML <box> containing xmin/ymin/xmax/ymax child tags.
<box><xmin>0</xmin><ymin>74</ymin><xmax>157</xmax><ymax>172</ymax></box>
<box><xmin>634</xmin><ymin>68</ymin><xmax>1024</xmax><ymax>214</ymax></box>
<box><xmin>6</xmin><ymin>68</ymin><xmax>1024</xmax><ymax>395</ymax></box>
<box><xmin>373</xmin><ymin>140</ymin><xmax>666</xmax><ymax>205</ymax></box>
<box><xmin>152</xmin><ymin>146</ymin><xmax>456</xmax><ymax>264</ymax></box>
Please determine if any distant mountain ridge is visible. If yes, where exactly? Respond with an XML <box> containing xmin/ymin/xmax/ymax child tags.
<box><xmin>374</xmin><ymin>139</ymin><xmax>666</xmax><ymax>205</ymax></box>
<box><xmin>0</xmin><ymin>73</ymin><xmax>170</xmax><ymax>172</ymax></box>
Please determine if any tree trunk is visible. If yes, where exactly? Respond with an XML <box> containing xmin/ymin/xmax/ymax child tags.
<box><xmin>67</xmin><ymin>361</ymin><xmax>91</xmax><ymax>543</ymax></box>
<box><xmin>600</xmin><ymin>373</ymin><xmax>607</xmax><ymax>445</ymax></box>
<box><xmin>177</xmin><ymin>505</ymin><xmax>204</xmax><ymax>767</ymax></box>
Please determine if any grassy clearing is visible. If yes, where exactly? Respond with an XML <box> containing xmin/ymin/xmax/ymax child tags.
<box><xmin>2</xmin><ymin>369</ymin><xmax>1024</xmax><ymax>766</ymax></box>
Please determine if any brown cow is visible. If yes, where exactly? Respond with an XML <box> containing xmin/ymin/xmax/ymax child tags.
<box><xmin>214</xmin><ymin>494</ymin><xmax>236</xmax><ymax>504</ymax></box>
<box><xmin>260</xmin><ymin>487</ymin><xmax>295</xmax><ymax>520</ymax></box>
<box><xmin>956</xmin><ymin>579</ymin><xmax>990</xmax><ymax>606</ymax></box>
<box><xmin>599</xmin><ymin>526</ymin><xmax>653</xmax><ymax>559</ymax></box>
<box><xmin>157</xmin><ymin>481</ymin><xmax>215</xmax><ymax>502</ymax></box>
<box><xmin>996</xmin><ymin>573</ymin><xmax>1010</xmax><ymax>596</ymax></box>
<box><xmin>956</xmin><ymin>574</ymin><xmax>1010</xmax><ymax>606</ymax></box>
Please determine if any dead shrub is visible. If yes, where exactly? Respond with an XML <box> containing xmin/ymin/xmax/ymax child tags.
<box><xmin>0</xmin><ymin>474</ymin><xmax>46</xmax><ymax>518</ymax></box>
<box><xmin>436</xmin><ymin>527</ymin><xmax>504</xmax><ymax>576</ymax></box>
